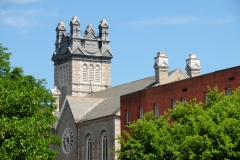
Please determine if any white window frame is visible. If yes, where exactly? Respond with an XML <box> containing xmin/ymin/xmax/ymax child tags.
<box><xmin>139</xmin><ymin>107</ymin><xmax>144</xmax><ymax>118</ymax></box>
<box><xmin>182</xmin><ymin>97</ymin><xmax>186</xmax><ymax>104</ymax></box>
<box><xmin>126</xmin><ymin>110</ymin><xmax>130</xmax><ymax>125</ymax></box>
<box><xmin>154</xmin><ymin>103</ymin><xmax>159</xmax><ymax>117</ymax></box>
<box><xmin>226</xmin><ymin>88</ymin><xmax>232</xmax><ymax>96</ymax></box>
<box><xmin>172</xmin><ymin>99</ymin><xmax>176</xmax><ymax>109</ymax></box>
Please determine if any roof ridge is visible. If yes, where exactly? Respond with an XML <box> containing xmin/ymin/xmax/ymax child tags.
<box><xmin>89</xmin><ymin>76</ymin><xmax>155</xmax><ymax>95</ymax></box>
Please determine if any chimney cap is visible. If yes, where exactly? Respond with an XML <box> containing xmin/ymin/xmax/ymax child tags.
<box><xmin>189</xmin><ymin>54</ymin><xmax>196</xmax><ymax>58</ymax></box>
<box><xmin>157</xmin><ymin>52</ymin><xmax>166</xmax><ymax>57</ymax></box>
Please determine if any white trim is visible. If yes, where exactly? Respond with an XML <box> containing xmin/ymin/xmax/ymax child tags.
<box><xmin>168</xmin><ymin>68</ymin><xmax>189</xmax><ymax>80</ymax></box>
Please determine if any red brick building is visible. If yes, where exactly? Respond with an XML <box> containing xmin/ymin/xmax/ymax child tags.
<box><xmin>120</xmin><ymin>65</ymin><xmax>240</xmax><ymax>136</ymax></box>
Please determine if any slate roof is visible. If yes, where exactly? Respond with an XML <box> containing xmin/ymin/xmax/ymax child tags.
<box><xmin>67</xmin><ymin>96</ymin><xmax>104</xmax><ymax>122</ymax></box>
<box><xmin>67</xmin><ymin>76</ymin><xmax>156</xmax><ymax>122</ymax></box>
<box><xmin>64</xmin><ymin>69</ymin><xmax>189</xmax><ymax>122</ymax></box>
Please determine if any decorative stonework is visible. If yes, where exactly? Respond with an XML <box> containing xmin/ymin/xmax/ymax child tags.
<box><xmin>62</xmin><ymin>128</ymin><xmax>74</xmax><ymax>154</ymax></box>
<box><xmin>52</xmin><ymin>16</ymin><xmax>113</xmax><ymax>111</ymax></box>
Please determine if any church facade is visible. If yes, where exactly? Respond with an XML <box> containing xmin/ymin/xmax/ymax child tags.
<box><xmin>51</xmin><ymin>16</ymin><xmax>201</xmax><ymax>160</ymax></box>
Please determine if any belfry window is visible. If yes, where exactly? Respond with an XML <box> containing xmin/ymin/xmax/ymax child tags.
<box><xmin>89</xmin><ymin>65</ymin><xmax>94</xmax><ymax>82</ymax></box>
<box><xmin>83</xmin><ymin>64</ymin><xmax>88</xmax><ymax>82</ymax></box>
<box><xmin>95</xmin><ymin>65</ymin><xmax>100</xmax><ymax>83</ymax></box>
<box><xmin>59</xmin><ymin>64</ymin><xmax>68</xmax><ymax>86</ymax></box>
<box><xmin>102</xmin><ymin>136</ymin><xmax>108</xmax><ymax>160</ymax></box>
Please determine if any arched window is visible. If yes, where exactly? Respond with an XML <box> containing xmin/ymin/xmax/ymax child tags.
<box><xmin>83</xmin><ymin>64</ymin><xmax>88</xmax><ymax>82</ymax></box>
<box><xmin>102</xmin><ymin>136</ymin><xmax>108</xmax><ymax>160</ymax></box>
<box><xmin>87</xmin><ymin>139</ymin><xmax>92</xmax><ymax>160</ymax></box>
<box><xmin>154</xmin><ymin>103</ymin><xmax>159</xmax><ymax>117</ymax></box>
<box><xmin>89</xmin><ymin>65</ymin><xmax>94</xmax><ymax>82</ymax></box>
<box><xmin>172</xmin><ymin>99</ymin><xmax>176</xmax><ymax>109</ymax></box>
<box><xmin>95</xmin><ymin>65</ymin><xmax>100</xmax><ymax>83</ymax></box>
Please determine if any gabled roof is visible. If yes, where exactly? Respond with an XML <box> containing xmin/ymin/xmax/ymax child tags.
<box><xmin>65</xmin><ymin>76</ymin><xmax>155</xmax><ymax>122</ymax></box>
<box><xmin>168</xmin><ymin>68</ymin><xmax>189</xmax><ymax>79</ymax></box>
<box><xmin>102</xmin><ymin>50</ymin><xmax>113</xmax><ymax>57</ymax></box>
<box><xmin>72</xmin><ymin>47</ymin><xmax>85</xmax><ymax>55</ymax></box>
<box><xmin>67</xmin><ymin>96</ymin><xmax>104</xmax><ymax>122</ymax></box>
<box><xmin>82</xmin><ymin>76</ymin><xmax>155</xmax><ymax>121</ymax></box>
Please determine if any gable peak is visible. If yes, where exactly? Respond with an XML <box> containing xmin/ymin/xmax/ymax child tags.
<box><xmin>85</xmin><ymin>24</ymin><xmax>95</xmax><ymax>35</ymax></box>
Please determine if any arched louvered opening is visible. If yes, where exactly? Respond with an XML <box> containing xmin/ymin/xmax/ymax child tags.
<box><xmin>95</xmin><ymin>65</ymin><xmax>100</xmax><ymax>83</ymax></box>
<box><xmin>83</xmin><ymin>64</ymin><xmax>88</xmax><ymax>82</ymax></box>
<box><xmin>89</xmin><ymin>65</ymin><xmax>94</xmax><ymax>83</ymax></box>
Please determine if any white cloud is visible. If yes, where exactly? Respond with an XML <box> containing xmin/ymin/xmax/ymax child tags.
<box><xmin>208</xmin><ymin>16</ymin><xmax>235</xmax><ymax>25</ymax></box>
<box><xmin>126</xmin><ymin>16</ymin><xmax>197</xmax><ymax>26</ymax></box>
<box><xmin>2</xmin><ymin>0</ymin><xmax>41</xmax><ymax>3</ymax></box>
<box><xmin>0</xmin><ymin>9</ymin><xmax>41</xmax><ymax>27</ymax></box>
<box><xmin>126</xmin><ymin>16</ymin><xmax>235</xmax><ymax>26</ymax></box>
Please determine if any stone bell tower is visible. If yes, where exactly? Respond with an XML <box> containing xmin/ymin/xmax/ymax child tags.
<box><xmin>51</xmin><ymin>16</ymin><xmax>113</xmax><ymax>109</ymax></box>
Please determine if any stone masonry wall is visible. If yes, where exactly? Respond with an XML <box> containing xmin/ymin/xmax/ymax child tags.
<box><xmin>78</xmin><ymin>116</ymin><xmax>118</xmax><ymax>160</ymax></box>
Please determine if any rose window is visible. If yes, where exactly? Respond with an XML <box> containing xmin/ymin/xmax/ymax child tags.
<box><xmin>62</xmin><ymin>128</ymin><xmax>73</xmax><ymax>154</ymax></box>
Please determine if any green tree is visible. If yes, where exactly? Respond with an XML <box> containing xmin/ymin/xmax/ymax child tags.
<box><xmin>0</xmin><ymin>44</ymin><xmax>61</xmax><ymax>160</ymax></box>
<box><xmin>117</xmin><ymin>87</ymin><xmax>240</xmax><ymax>160</ymax></box>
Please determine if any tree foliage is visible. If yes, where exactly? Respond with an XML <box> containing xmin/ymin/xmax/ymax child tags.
<box><xmin>117</xmin><ymin>86</ymin><xmax>240</xmax><ymax>160</ymax></box>
<box><xmin>0</xmin><ymin>44</ymin><xmax>60</xmax><ymax>159</ymax></box>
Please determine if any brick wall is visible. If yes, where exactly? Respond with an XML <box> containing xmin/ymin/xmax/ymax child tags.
<box><xmin>120</xmin><ymin>66</ymin><xmax>240</xmax><ymax>137</ymax></box>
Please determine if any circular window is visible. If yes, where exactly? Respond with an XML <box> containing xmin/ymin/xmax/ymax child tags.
<box><xmin>62</xmin><ymin>128</ymin><xmax>73</xmax><ymax>154</ymax></box>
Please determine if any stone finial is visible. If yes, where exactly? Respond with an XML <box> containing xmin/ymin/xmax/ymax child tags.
<box><xmin>185</xmin><ymin>54</ymin><xmax>201</xmax><ymax>77</ymax></box>
<box><xmin>56</xmin><ymin>21</ymin><xmax>66</xmax><ymax>31</ymax></box>
<box><xmin>50</xmin><ymin>86</ymin><xmax>61</xmax><ymax>113</ymax></box>
<box><xmin>70</xmin><ymin>16</ymin><xmax>80</xmax><ymax>25</ymax></box>
<box><xmin>85</xmin><ymin>24</ymin><xmax>95</xmax><ymax>35</ymax></box>
<box><xmin>154</xmin><ymin>52</ymin><xmax>169</xmax><ymax>84</ymax></box>
<box><xmin>99</xmin><ymin>18</ymin><xmax>109</xmax><ymax>28</ymax></box>
<box><xmin>51</xmin><ymin>86</ymin><xmax>61</xmax><ymax>96</ymax></box>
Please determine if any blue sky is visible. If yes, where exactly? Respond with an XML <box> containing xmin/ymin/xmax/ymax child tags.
<box><xmin>0</xmin><ymin>0</ymin><xmax>240</xmax><ymax>89</ymax></box>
